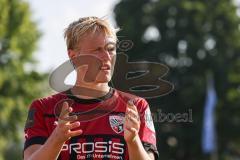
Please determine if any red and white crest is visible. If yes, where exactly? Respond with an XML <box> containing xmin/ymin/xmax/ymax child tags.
<box><xmin>109</xmin><ymin>114</ymin><xmax>124</xmax><ymax>134</ymax></box>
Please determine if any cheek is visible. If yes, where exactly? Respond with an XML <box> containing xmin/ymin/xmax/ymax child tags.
<box><xmin>111</xmin><ymin>55</ymin><xmax>117</xmax><ymax>67</ymax></box>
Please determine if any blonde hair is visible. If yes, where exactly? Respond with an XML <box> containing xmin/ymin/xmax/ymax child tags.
<box><xmin>64</xmin><ymin>16</ymin><xmax>118</xmax><ymax>50</ymax></box>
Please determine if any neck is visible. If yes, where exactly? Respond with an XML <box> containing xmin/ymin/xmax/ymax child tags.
<box><xmin>72</xmin><ymin>81</ymin><xmax>110</xmax><ymax>99</ymax></box>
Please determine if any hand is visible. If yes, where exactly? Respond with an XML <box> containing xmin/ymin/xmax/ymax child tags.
<box><xmin>52</xmin><ymin>102</ymin><xmax>83</xmax><ymax>144</ymax></box>
<box><xmin>124</xmin><ymin>100</ymin><xmax>140</xmax><ymax>143</ymax></box>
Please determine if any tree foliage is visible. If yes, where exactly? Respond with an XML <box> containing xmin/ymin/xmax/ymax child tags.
<box><xmin>0</xmin><ymin>0</ymin><xmax>48</xmax><ymax>159</ymax></box>
<box><xmin>114</xmin><ymin>0</ymin><xmax>240</xmax><ymax>159</ymax></box>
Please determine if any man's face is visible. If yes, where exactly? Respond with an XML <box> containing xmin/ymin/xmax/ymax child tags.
<box><xmin>74</xmin><ymin>32</ymin><xmax>117</xmax><ymax>84</ymax></box>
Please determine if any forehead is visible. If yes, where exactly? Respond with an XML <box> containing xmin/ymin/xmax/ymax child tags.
<box><xmin>78</xmin><ymin>32</ymin><xmax>116</xmax><ymax>50</ymax></box>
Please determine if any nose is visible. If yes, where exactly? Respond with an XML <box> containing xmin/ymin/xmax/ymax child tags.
<box><xmin>98</xmin><ymin>49</ymin><xmax>111</xmax><ymax>61</ymax></box>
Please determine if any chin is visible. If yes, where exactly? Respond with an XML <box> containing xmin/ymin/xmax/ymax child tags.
<box><xmin>95</xmin><ymin>75</ymin><xmax>112</xmax><ymax>83</ymax></box>
<box><xmin>96</xmin><ymin>78</ymin><xmax>110</xmax><ymax>83</ymax></box>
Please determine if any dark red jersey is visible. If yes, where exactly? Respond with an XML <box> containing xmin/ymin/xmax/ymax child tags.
<box><xmin>24</xmin><ymin>88</ymin><xmax>159</xmax><ymax>160</ymax></box>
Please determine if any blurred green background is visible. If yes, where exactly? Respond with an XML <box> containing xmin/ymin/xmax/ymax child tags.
<box><xmin>0</xmin><ymin>0</ymin><xmax>240</xmax><ymax>159</ymax></box>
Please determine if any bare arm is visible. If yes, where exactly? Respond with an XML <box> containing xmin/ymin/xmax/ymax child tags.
<box><xmin>124</xmin><ymin>101</ymin><xmax>155</xmax><ymax>160</ymax></box>
<box><xmin>24</xmin><ymin>102</ymin><xmax>82</xmax><ymax>160</ymax></box>
<box><xmin>24</xmin><ymin>134</ymin><xmax>64</xmax><ymax>160</ymax></box>
<box><xmin>126</xmin><ymin>135</ymin><xmax>155</xmax><ymax>160</ymax></box>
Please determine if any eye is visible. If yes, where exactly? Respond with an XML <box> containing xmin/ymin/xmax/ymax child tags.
<box><xmin>92</xmin><ymin>47</ymin><xmax>101</xmax><ymax>53</ymax></box>
<box><xmin>106</xmin><ymin>44</ymin><xmax>116</xmax><ymax>53</ymax></box>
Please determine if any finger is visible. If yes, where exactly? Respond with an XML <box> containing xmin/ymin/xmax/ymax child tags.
<box><xmin>124</xmin><ymin>115</ymin><xmax>131</xmax><ymax>129</ymax></box>
<box><xmin>126</xmin><ymin>108</ymin><xmax>139</xmax><ymax>118</ymax></box>
<box><xmin>126</xmin><ymin>100</ymin><xmax>136</xmax><ymax>116</ymax></box>
<box><xmin>127</xmin><ymin>99</ymin><xmax>134</xmax><ymax>106</ymax></box>
<box><xmin>69</xmin><ymin>130</ymin><xmax>83</xmax><ymax>137</ymax></box>
<box><xmin>127</xmin><ymin>115</ymin><xmax>140</xmax><ymax>125</ymax></box>
<box><xmin>127</xmin><ymin>100</ymin><xmax>138</xmax><ymax>112</ymax></box>
<box><xmin>126</xmin><ymin>109</ymin><xmax>140</xmax><ymax>122</ymax></box>
<box><xmin>58</xmin><ymin>115</ymin><xmax>77</xmax><ymax>125</ymax></box>
<box><xmin>124</xmin><ymin>114</ymin><xmax>137</xmax><ymax>129</ymax></box>
<box><xmin>63</xmin><ymin>115</ymin><xmax>78</xmax><ymax>122</ymax></box>
<box><xmin>125</xmin><ymin>126</ymin><xmax>137</xmax><ymax>134</ymax></box>
<box><xmin>130</xmin><ymin>127</ymin><xmax>138</xmax><ymax>134</ymax></box>
<box><xmin>127</xmin><ymin>99</ymin><xmax>136</xmax><ymax>107</ymax></box>
<box><xmin>68</xmin><ymin>121</ymin><xmax>81</xmax><ymax>130</ymax></box>
<box><xmin>59</xmin><ymin>102</ymin><xmax>70</xmax><ymax>118</ymax></box>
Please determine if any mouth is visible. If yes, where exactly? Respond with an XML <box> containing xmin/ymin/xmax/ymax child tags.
<box><xmin>100</xmin><ymin>64</ymin><xmax>111</xmax><ymax>71</ymax></box>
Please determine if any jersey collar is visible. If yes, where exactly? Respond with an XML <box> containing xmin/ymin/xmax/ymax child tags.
<box><xmin>65</xmin><ymin>87</ymin><xmax>114</xmax><ymax>104</ymax></box>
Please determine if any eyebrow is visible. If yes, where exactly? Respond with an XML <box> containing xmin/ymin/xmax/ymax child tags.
<box><xmin>105</xmin><ymin>42</ymin><xmax>116</xmax><ymax>46</ymax></box>
<box><xmin>79</xmin><ymin>40</ymin><xmax>117</xmax><ymax>53</ymax></box>
<box><xmin>90</xmin><ymin>42</ymin><xmax>116</xmax><ymax>51</ymax></box>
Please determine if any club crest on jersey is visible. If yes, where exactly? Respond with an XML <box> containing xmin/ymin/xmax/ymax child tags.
<box><xmin>109</xmin><ymin>114</ymin><xmax>124</xmax><ymax>134</ymax></box>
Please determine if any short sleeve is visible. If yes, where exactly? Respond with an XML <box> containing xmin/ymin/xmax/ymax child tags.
<box><xmin>24</xmin><ymin>100</ymin><xmax>48</xmax><ymax>150</ymax></box>
<box><xmin>136</xmin><ymin>98</ymin><xmax>159</xmax><ymax>159</ymax></box>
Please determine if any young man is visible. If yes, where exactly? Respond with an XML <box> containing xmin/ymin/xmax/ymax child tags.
<box><xmin>23</xmin><ymin>17</ymin><xmax>159</xmax><ymax>160</ymax></box>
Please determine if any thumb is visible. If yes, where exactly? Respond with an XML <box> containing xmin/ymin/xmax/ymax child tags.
<box><xmin>130</xmin><ymin>127</ymin><xmax>138</xmax><ymax>135</ymax></box>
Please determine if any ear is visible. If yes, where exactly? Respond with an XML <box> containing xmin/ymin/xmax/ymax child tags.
<box><xmin>67</xmin><ymin>49</ymin><xmax>77</xmax><ymax>59</ymax></box>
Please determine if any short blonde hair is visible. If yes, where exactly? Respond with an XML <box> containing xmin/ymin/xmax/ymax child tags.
<box><xmin>64</xmin><ymin>16</ymin><xmax>118</xmax><ymax>50</ymax></box>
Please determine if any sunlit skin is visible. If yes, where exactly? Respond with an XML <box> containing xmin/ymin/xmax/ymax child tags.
<box><xmin>68</xmin><ymin>32</ymin><xmax>117</xmax><ymax>98</ymax></box>
<box><xmin>23</xmin><ymin>31</ymin><xmax>155</xmax><ymax>160</ymax></box>
<box><xmin>66</xmin><ymin>32</ymin><xmax>144</xmax><ymax>145</ymax></box>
